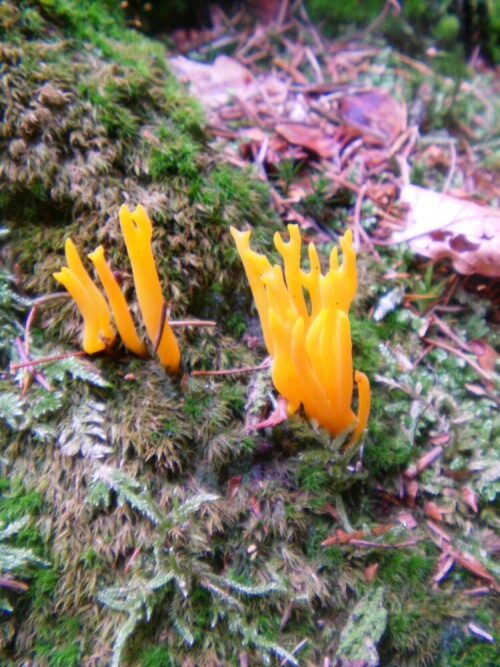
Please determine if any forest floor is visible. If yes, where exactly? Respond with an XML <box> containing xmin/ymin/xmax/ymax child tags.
<box><xmin>0</xmin><ymin>1</ymin><xmax>498</xmax><ymax>666</ymax></box>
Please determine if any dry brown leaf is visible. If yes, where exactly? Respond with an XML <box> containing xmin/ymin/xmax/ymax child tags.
<box><xmin>405</xmin><ymin>479</ymin><xmax>419</xmax><ymax>505</ymax></box>
<box><xmin>404</xmin><ymin>445</ymin><xmax>444</xmax><ymax>479</ymax></box>
<box><xmin>227</xmin><ymin>475</ymin><xmax>242</xmax><ymax>500</ymax></box>
<box><xmin>338</xmin><ymin>91</ymin><xmax>405</xmax><ymax>145</ymax></box>
<box><xmin>275</xmin><ymin>123</ymin><xmax>336</xmax><ymax>158</ymax></box>
<box><xmin>364</xmin><ymin>563</ymin><xmax>379</xmax><ymax>581</ymax></box>
<box><xmin>393</xmin><ymin>185</ymin><xmax>500</xmax><ymax>277</ymax></box>
<box><xmin>169</xmin><ymin>55</ymin><xmax>256</xmax><ymax>108</ymax></box>
<box><xmin>461</xmin><ymin>487</ymin><xmax>479</xmax><ymax>513</ymax></box>
<box><xmin>424</xmin><ymin>501</ymin><xmax>444</xmax><ymax>522</ymax></box>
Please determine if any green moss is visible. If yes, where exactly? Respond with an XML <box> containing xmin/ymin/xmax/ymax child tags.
<box><xmin>444</xmin><ymin>640</ymin><xmax>499</xmax><ymax>667</ymax></box>
<box><xmin>0</xmin><ymin>477</ymin><xmax>45</xmax><ymax>526</ymax></box>
<box><xmin>297</xmin><ymin>466</ymin><xmax>331</xmax><ymax>493</ymax></box>
<box><xmin>33</xmin><ymin>616</ymin><xmax>83</xmax><ymax>667</ymax></box>
<box><xmin>378</xmin><ymin>548</ymin><xmax>435</xmax><ymax>588</ymax></box>
<box><xmin>306</xmin><ymin>0</ymin><xmax>383</xmax><ymax>34</ymax></box>
<box><xmin>350</xmin><ymin>316</ymin><xmax>381</xmax><ymax>375</ymax></box>
<box><xmin>137</xmin><ymin>645</ymin><xmax>175</xmax><ymax>667</ymax></box>
<box><xmin>29</xmin><ymin>567</ymin><xmax>59</xmax><ymax>609</ymax></box>
<box><xmin>149</xmin><ymin>132</ymin><xmax>201</xmax><ymax>180</ymax></box>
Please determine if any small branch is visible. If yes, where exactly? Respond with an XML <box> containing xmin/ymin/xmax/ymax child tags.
<box><xmin>0</xmin><ymin>577</ymin><xmax>30</xmax><ymax>593</ymax></box>
<box><xmin>169</xmin><ymin>319</ymin><xmax>217</xmax><ymax>328</ymax></box>
<box><xmin>13</xmin><ymin>337</ymin><xmax>52</xmax><ymax>393</ymax></box>
<box><xmin>10</xmin><ymin>350</ymin><xmax>86</xmax><ymax>371</ymax></box>
<box><xmin>24</xmin><ymin>304</ymin><xmax>38</xmax><ymax>356</ymax></box>
<box><xmin>23</xmin><ymin>292</ymin><xmax>70</xmax><ymax>356</ymax></box>
<box><xmin>191</xmin><ymin>360</ymin><xmax>271</xmax><ymax>377</ymax></box>
<box><xmin>280</xmin><ymin>638</ymin><xmax>308</xmax><ymax>666</ymax></box>
<box><xmin>430</xmin><ymin>314</ymin><xmax>471</xmax><ymax>353</ymax></box>
<box><xmin>344</xmin><ymin>539</ymin><xmax>423</xmax><ymax>548</ymax></box>
<box><xmin>152</xmin><ymin>301</ymin><xmax>167</xmax><ymax>354</ymax></box>
<box><xmin>442</xmin><ymin>139</ymin><xmax>457</xmax><ymax>194</ymax></box>
<box><xmin>412</xmin><ymin>343</ymin><xmax>434</xmax><ymax>368</ymax></box>
<box><xmin>422</xmin><ymin>337</ymin><xmax>493</xmax><ymax>383</ymax></box>
<box><xmin>352</xmin><ymin>183</ymin><xmax>382</xmax><ymax>261</ymax></box>
<box><xmin>362</xmin><ymin>0</ymin><xmax>401</xmax><ymax>36</ymax></box>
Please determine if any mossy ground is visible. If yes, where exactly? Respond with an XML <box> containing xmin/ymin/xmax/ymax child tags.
<box><xmin>0</xmin><ymin>2</ymin><xmax>499</xmax><ymax>666</ymax></box>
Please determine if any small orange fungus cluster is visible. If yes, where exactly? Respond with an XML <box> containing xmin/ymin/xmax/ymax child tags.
<box><xmin>53</xmin><ymin>204</ymin><xmax>180</xmax><ymax>374</ymax></box>
<box><xmin>231</xmin><ymin>224</ymin><xmax>370</xmax><ymax>444</ymax></box>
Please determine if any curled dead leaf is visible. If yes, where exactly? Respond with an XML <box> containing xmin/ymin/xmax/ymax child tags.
<box><xmin>169</xmin><ymin>55</ymin><xmax>255</xmax><ymax>109</ymax></box>
<box><xmin>275</xmin><ymin>123</ymin><xmax>336</xmax><ymax>158</ymax></box>
<box><xmin>405</xmin><ymin>479</ymin><xmax>419</xmax><ymax>505</ymax></box>
<box><xmin>424</xmin><ymin>501</ymin><xmax>444</xmax><ymax>522</ymax></box>
<box><xmin>461</xmin><ymin>487</ymin><xmax>479</xmax><ymax>513</ymax></box>
<box><xmin>393</xmin><ymin>185</ymin><xmax>500</xmax><ymax>277</ymax></box>
<box><xmin>364</xmin><ymin>563</ymin><xmax>379</xmax><ymax>581</ymax></box>
<box><xmin>338</xmin><ymin>90</ymin><xmax>405</xmax><ymax>145</ymax></box>
<box><xmin>227</xmin><ymin>475</ymin><xmax>242</xmax><ymax>500</ymax></box>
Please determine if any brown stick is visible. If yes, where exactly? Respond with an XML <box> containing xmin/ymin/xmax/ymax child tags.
<box><xmin>13</xmin><ymin>337</ymin><xmax>52</xmax><ymax>393</ymax></box>
<box><xmin>169</xmin><ymin>319</ymin><xmax>217</xmax><ymax>328</ymax></box>
<box><xmin>152</xmin><ymin>301</ymin><xmax>167</xmax><ymax>354</ymax></box>
<box><xmin>191</xmin><ymin>360</ymin><xmax>271</xmax><ymax>377</ymax></box>
<box><xmin>10</xmin><ymin>350</ymin><xmax>86</xmax><ymax>371</ymax></box>
<box><xmin>422</xmin><ymin>337</ymin><xmax>493</xmax><ymax>382</ymax></box>
<box><xmin>430</xmin><ymin>314</ymin><xmax>471</xmax><ymax>353</ymax></box>
<box><xmin>343</xmin><ymin>539</ymin><xmax>423</xmax><ymax>548</ymax></box>
<box><xmin>352</xmin><ymin>183</ymin><xmax>382</xmax><ymax>260</ymax></box>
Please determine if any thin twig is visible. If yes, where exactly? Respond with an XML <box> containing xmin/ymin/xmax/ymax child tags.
<box><xmin>28</xmin><ymin>292</ymin><xmax>70</xmax><ymax>306</ymax></box>
<box><xmin>280</xmin><ymin>638</ymin><xmax>308</xmax><ymax>666</ymax></box>
<box><xmin>152</xmin><ymin>301</ymin><xmax>167</xmax><ymax>354</ymax></box>
<box><xmin>13</xmin><ymin>337</ymin><xmax>52</xmax><ymax>393</ymax></box>
<box><xmin>412</xmin><ymin>343</ymin><xmax>434</xmax><ymax>368</ymax></box>
<box><xmin>327</xmin><ymin>171</ymin><xmax>404</xmax><ymax>224</ymax></box>
<box><xmin>191</xmin><ymin>360</ymin><xmax>271</xmax><ymax>377</ymax></box>
<box><xmin>344</xmin><ymin>539</ymin><xmax>423</xmax><ymax>548</ymax></box>
<box><xmin>24</xmin><ymin>304</ymin><xmax>38</xmax><ymax>357</ymax></box>
<box><xmin>362</xmin><ymin>0</ymin><xmax>401</xmax><ymax>37</ymax></box>
<box><xmin>169</xmin><ymin>319</ymin><xmax>217</xmax><ymax>328</ymax></box>
<box><xmin>431</xmin><ymin>314</ymin><xmax>471</xmax><ymax>353</ymax></box>
<box><xmin>0</xmin><ymin>578</ymin><xmax>29</xmax><ymax>593</ymax></box>
<box><xmin>352</xmin><ymin>183</ymin><xmax>382</xmax><ymax>260</ymax></box>
<box><xmin>422</xmin><ymin>337</ymin><xmax>493</xmax><ymax>383</ymax></box>
<box><xmin>10</xmin><ymin>350</ymin><xmax>86</xmax><ymax>371</ymax></box>
<box><xmin>276</xmin><ymin>0</ymin><xmax>290</xmax><ymax>27</ymax></box>
<box><xmin>442</xmin><ymin>139</ymin><xmax>457</xmax><ymax>194</ymax></box>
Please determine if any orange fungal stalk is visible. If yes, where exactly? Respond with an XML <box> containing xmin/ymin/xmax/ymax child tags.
<box><xmin>231</xmin><ymin>224</ymin><xmax>370</xmax><ymax>445</ymax></box>
<box><xmin>54</xmin><ymin>204</ymin><xmax>180</xmax><ymax>374</ymax></box>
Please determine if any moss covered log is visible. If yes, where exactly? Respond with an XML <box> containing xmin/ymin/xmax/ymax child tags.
<box><xmin>0</xmin><ymin>2</ymin><xmax>498</xmax><ymax>666</ymax></box>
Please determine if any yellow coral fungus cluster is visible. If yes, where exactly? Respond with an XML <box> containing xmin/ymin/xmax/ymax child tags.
<box><xmin>54</xmin><ymin>204</ymin><xmax>180</xmax><ymax>374</ymax></box>
<box><xmin>231</xmin><ymin>224</ymin><xmax>370</xmax><ymax>444</ymax></box>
